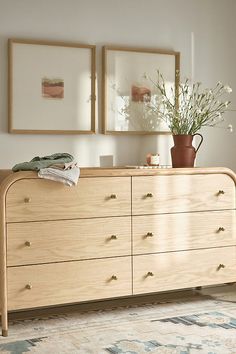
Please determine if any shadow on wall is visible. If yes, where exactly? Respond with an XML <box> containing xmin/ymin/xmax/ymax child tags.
<box><xmin>60</xmin><ymin>133</ymin><xmax>173</xmax><ymax>168</ymax></box>
<box><xmin>139</xmin><ymin>135</ymin><xmax>172</xmax><ymax>166</ymax></box>
<box><xmin>69</xmin><ymin>134</ymin><xmax>142</xmax><ymax>167</ymax></box>
<box><xmin>114</xmin><ymin>135</ymin><xmax>142</xmax><ymax>167</ymax></box>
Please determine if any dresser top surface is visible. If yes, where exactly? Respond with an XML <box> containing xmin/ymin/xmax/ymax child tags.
<box><xmin>0</xmin><ymin>166</ymin><xmax>235</xmax><ymax>185</ymax></box>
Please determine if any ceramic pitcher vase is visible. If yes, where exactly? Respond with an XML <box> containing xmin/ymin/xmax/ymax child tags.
<box><xmin>171</xmin><ymin>134</ymin><xmax>203</xmax><ymax>168</ymax></box>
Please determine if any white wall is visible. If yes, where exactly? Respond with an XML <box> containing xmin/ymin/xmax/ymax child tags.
<box><xmin>0</xmin><ymin>0</ymin><xmax>235</xmax><ymax>169</ymax></box>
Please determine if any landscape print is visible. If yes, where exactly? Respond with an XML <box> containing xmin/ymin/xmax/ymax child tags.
<box><xmin>42</xmin><ymin>77</ymin><xmax>64</xmax><ymax>99</ymax></box>
<box><xmin>131</xmin><ymin>84</ymin><xmax>151</xmax><ymax>102</ymax></box>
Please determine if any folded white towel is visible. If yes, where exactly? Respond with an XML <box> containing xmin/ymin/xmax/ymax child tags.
<box><xmin>38</xmin><ymin>166</ymin><xmax>80</xmax><ymax>186</ymax></box>
<box><xmin>50</xmin><ymin>160</ymin><xmax>78</xmax><ymax>171</ymax></box>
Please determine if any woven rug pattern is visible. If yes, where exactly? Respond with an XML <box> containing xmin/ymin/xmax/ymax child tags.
<box><xmin>0</xmin><ymin>293</ymin><xmax>236</xmax><ymax>353</ymax></box>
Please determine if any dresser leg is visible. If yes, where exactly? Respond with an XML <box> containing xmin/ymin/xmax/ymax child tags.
<box><xmin>195</xmin><ymin>286</ymin><xmax>202</xmax><ymax>290</ymax></box>
<box><xmin>1</xmin><ymin>307</ymin><xmax>8</xmax><ymax>337</ymax></box>
<box><xmin>2</xmin><ymin>329</ymin><xmax>8</xmax><ymax>337</ymax></box>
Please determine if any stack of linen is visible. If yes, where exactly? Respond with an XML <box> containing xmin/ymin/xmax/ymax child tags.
<box><xmin>12</xmin><ymin>153</ymin><xmax>80</xmax><ymax>186</ymax></box>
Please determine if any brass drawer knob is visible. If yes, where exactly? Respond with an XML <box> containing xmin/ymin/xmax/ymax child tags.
<box><xmin>110</xmin><ymin>194</ymin><xmax>117</xmax><ymax>199</ymax></box>
<box><xmin>217</xmin><ymin>263</ymin><xmax>226</xmax><ymax>270</ymax></box>
<box><xmin>218</xmin><ymin>227</ymin><xmax>225</xmax><ymax>232</ymax></box>
<box><xmin>146</xmin><ymin>232</ymin><xmax>154</xmax><ymax>237</ymax></box>
<box><xmin>147</xmin><ymin>271</ymin><xmax>154</xmax><ymax>277</ymax></box>
<box><xmin>25</xmin><ymin>241</ymin><xmax>32</xmax><ymax>247</ymax></box>
<box><xmin>25</xmin><ymin>284</ymin><xmax>32</xmax><ymax>290</ymax></box>
<box><xmin>217</xmin><ymin>190</ymin><xmax>225</xmax><ymax>195</ymax></box>
<box><xmin>146</xmin><ymin>193</ymin><xmax>153</xmax><ymax>198</ymax></box>
<box><xmin>110</xmin><ymin>235</ymin><xmax>117</xmax><ymax>240</ymax></box>
<box><xmin>111</xmin><ymin>275</ymin><xmax>118</xmax><ymax>280</ymax></box>
<box><xmin>24</xmin><ymin>197</ymin><xmax>31</xmax><ymax>203</ymax></box>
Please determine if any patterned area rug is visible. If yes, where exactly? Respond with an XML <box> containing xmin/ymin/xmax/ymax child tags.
<box><xmin>0</xmin><ymin>291</ymin><xmax>236</xmax><ymax>353</ymax></box>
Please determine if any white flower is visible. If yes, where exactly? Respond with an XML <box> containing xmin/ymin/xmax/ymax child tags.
<box><xmin>227</xmin><ymin>124</ymin><xmax>233</xmax><ymax>132</ymax></box>
<box><xmin>224</xmin><ymin>85</ymin><xmax>232</xmax><ymax>93</ymax></box>
<box><xmin>113</xmin><ymin>69</ymin><xmax>232</xmax><ymax>134</ymax></box>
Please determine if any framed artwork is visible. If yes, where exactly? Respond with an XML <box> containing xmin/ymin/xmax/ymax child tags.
<box><xmin>102</xmin><ymin>46</ymin><xmax>180</xmax><ymax>134</ymax></box>
<box><xmin>8</xmin><ymin>39</ymin><xmax>96</xmax><ymax>134</ymax></box>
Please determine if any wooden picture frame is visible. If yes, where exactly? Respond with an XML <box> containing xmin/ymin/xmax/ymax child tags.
<box><xmin>102</xmin><ymin>46</ymin><xmax>180</xmax><ymax>135</ymax></box>
<box><xmin>8</xmin><ymin>39</ymin><xmax>96</xmax><ymax>134</ymax></box>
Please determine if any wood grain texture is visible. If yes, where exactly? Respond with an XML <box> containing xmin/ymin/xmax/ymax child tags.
<box><xmin>133</xmin><ymin>247</ymin><xmax>236</xmax><ymax>294</ymax></box>
<box><xmin>103</xmin><ymin>45</ymin><xmax>180</xmax><ymax>55</ymax></box>
<box><xmin>6</xmin><ymin>177</ymin><xmax>131</xmax><ymax>222</ymax></box>
<box><xmin>0</xmin><ymin>166</ymin><xmax>235</xmax><ymax>336</ymax></box>
<box><xmin>9</xmin><ymin>129</ymin><xmax>96</xmax><ymax>135</ymax></box>
<box><xmin>8</xmin><ymin>256</ymin><xmax>132</xmax><ymax>310</ymax></box>
<box><xmin>133</xmin><ymin>210</ymin><xmax>236</xmax><ymax>254</ymax></box>
<box><xmin>0</xmin><ymin>167</ymin><xmax>236</xmax><ymax>183</ymax></box>
<box><xmin>7</xmin><ymin>216</ymin><xmax>131</xmax><ymax>266</ymax></box>
<box><xmin>0</xmin><ymin>173</ymin><xmax>8</xmax><ymax>335</ymax></box>
<box><xmin>132</xmin><ymin>174</ymin><xmax>235</xmax><ymax>215</ymax></box>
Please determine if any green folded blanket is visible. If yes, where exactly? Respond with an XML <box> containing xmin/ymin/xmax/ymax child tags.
<box><xmin>12</xmin><ymin>153</ymin><xmax>74</xmax><ymax>172</ymax></box>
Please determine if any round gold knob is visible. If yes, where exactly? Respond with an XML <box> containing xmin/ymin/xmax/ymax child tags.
<box><xmin>110</xmin><ymin>235</ymin><xmax>117</xmax><ymax>240</ymax></box>
<box><xmin>218</xmin><ymin>190</ymin><xmax>225</xmax><ymax>195</ymax></box>
<box><xmin>146</xmin><ymin>193</ymin><xmax>153</xmax><ymax>198</ymax></box>
<box><xmin>146</xmin><ymin>232</ymin><xmax>154</xmax><ymax>237</ymax></box>
<box><xmin>110</xmin><ymin>194</ymin><xmax>117</xmax><ymax>199</ymax></box>
<box><xmin>218</xmin><ymin>227</ymin><xmax>225</xmax><ymax>232</ymax></box>
<box><xmin>111</xmin><ymin>275</ymin><xmax>118</xmax><ymax>280</ymax></box>
<box><xmin>147</xmin><ymin>271</ymin><xmax>154</xmax><ymax>277</ymax></box>
<box><xmin>25</xmin><ymin>284</ymin><xmax>32</xmax><ymax>290</ymax></box>
<box><xmin>217</xmin><ymin>263</ymin><xmax>226</xmax><ymax>270</ymax></box>
<box><xmin>24</xmin><ymin>197</ymin><xmax>31</xmax><ymax>203</ymax></box>
<box><xmin>25</xmin><ymin>241</ymin><xmax>32</xmax><ymax>247</ymax></box>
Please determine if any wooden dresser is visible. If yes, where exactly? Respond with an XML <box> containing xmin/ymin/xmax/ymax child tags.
<box><xmin>0</xmin><ymin>167</ymin><xmax>236</xmax><ymax>336</ymax></box>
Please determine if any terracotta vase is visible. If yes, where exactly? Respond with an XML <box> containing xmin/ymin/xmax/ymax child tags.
<box><xmin>171</xmin><ymin>134</ymin><xmax>203</xmax><ymax>168</ymax></box>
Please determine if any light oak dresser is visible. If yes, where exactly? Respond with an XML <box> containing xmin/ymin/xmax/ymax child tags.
<box><xmin>0</xmin><ymin>167</ymin><xmax>236</xmax><ymax>336</ymax></box>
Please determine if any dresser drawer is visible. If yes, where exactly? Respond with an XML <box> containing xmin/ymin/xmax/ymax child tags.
<box><xmin>133</xmin><ymin>210</ymin><xmax>236</xmax><ymax>254</ymax></box>
<box><xmin>6</xmin><ymin>177</ymin><xmax>131</xmax><ymax>222</ymax></box>
<box><xmin>132</xmin><ymin>174</ymin><xmax>235</xmax><ymax>215</ymax></box>
<box><xmin>133</xmin><ymin>247</ymin><xmax>236</xmax><ymax>294</ymax></box>
<box><xmin>8</xmin><ymin>256</ymin><xmax>132</xmax><ymax>310</ymax></box>
<box><xmin>7</xmin><ymin>216</ymin><xmax>131</xmax><ymax>266</ymax></box>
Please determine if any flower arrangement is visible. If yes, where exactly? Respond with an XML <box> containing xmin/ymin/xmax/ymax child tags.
<box><xmin>143</xmin><ymin>71</ymin><xmax>233</xmax><ymax>135</ymax></box>
<box><xmin>111</xmin><ymin>83</ymin><xmax>160</xmax><ymax>131</ymax></box>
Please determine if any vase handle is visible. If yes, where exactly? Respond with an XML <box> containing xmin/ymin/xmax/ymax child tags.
<box><xmin>193</xmin><ymin>133</ymin><xmax>203</xmax><ymax>153</ymax></box>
